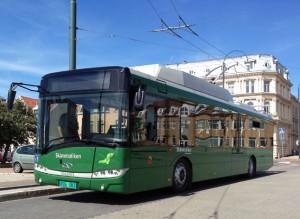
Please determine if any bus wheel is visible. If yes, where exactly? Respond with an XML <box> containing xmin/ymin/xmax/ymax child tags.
<box><xmin>247</xmin><ymin>157</ymin><xmax>256</xmax><ymax>178</ymax></box>
<box><xmin>172</xmin><ymin>158</ymin><xmax>190</xmax><ymax>193</ymax></box>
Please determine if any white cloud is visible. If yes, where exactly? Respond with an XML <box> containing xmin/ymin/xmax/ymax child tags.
<box><xmin>0</xmin><ymin>60</ymin><xmax>46</xmax><ymax>75</ymax></box>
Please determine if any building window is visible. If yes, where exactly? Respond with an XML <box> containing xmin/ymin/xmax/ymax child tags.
<box><xmin>195</xmin><ymin>120</ymin><xmax>206</xmax><ymax>129</ymax></box>
<box><xmin>264</xmin><ymin>102</ymin><xmax>270</xmax><ymax>114</ymax></box>
<box><xmin>170</xmin><ymin>121</ymin><xmax>176</xmax><ymax>129</ymax></box>
<box><xmin>157</xmin><ymin>121</ymin><xmax>161</xmax><ymax>129</ymax></box>
<box><xmin>264</xmin><ymin>81</ymin><xmax>270</xmax><ymax>92</ymax></box>
<box><xmin>260</xmin><ymin>138</ymin><xmax>267</xmax><ymax>147</ymax></box>
<box><xmin>195</xmin><ymin>105</ymin><xmax>206</xmax><ymax>114</ymax></box>
<box><xmin>210</xmin><ymin>120</ymin><xmax>221</xmax><ymax>129</ymax></box>
<box><xmin>246</xmin><ymin>81</ymin><xmax>255</xmax><ymax>93</ymax></box>
<box><xmin>169</xmin><ymin>106</ymin><xmax>178</xmax><ymax>115</ymax></box>
<box><xmin>233</xmin><ymin>120</ymin><xmax>244</xmax><ymax>129</ymax></box>
<box><xmin>228</xmin><ymin>83</ymin><xmax>234</xmax><ymax>94</ymax></box>
<box><xmin>181</xmin><ymin>120</ymin><xmax>190</xmax><ymax>129</ymax></box>
<box><xmin>233</xmin><ymin>137</ymin><xmax>244</xmax><ymax>147</ymax></box>
<box><xmin>247</xmin><ymin>61</ymin><xmax>255</xmax><ymax>71</ymax></box>
<box><xmin>172</xmin><ymin>135</ymin><xmax>176</xmax><ymax>145</ymax></box>
<box><xmin>157</xmin><ymin>108</ymin><xmax>166</xmax><ymax>116</ymax></box>
<box><xmin>247</xmin><ymin>102</ymin><xmax>254</xmax><ymax>109</ymax></box>
<box><xmin>90</xmin><ymin>121</ymin><xmax>94</xmax><ymax>132</ymax></box>
<box><xmin>101</xmin><ymin>120</ymin><xmax>105</xmax><ymax>133</ymax></box>
<box><xmin>162</xmin><ymin>121</ymin><xmax>169</xmax><ymax>129</ymax></box>
<box><xmin>180</xmin><ymin>106</ymin><xmax>189</xmax><ymax>116</ymax></box>
<box><xmin>211</xmin><ymin>137</ymin><xmax>223</xmax><ymax>147</ymax></box>
<box><xmin>249</xmin><ymin>137</ymin><xmax>256</xmax><ymax>148</ymax></box>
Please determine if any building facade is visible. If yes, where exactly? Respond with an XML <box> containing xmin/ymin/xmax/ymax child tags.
<box><xmin>166</xmin><ymin>54</ymin><xmax>295</xmax><ymax>158</ymax></box>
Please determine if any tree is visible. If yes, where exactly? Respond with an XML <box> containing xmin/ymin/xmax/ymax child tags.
<box><xmin>0</xmin><ymin>98</ymin><xmax>37</xmax><ymax>163</ymax></box>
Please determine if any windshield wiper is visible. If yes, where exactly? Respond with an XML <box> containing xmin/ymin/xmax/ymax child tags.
<box><xmin>41</xmin><ymin>136</ymin><xmax>79</xmax><ymax>154</ymax></box>
<box><xmin>41</xmin><ymin>137</ymin><xmax>121</xmax><ymax>154</ymax></box>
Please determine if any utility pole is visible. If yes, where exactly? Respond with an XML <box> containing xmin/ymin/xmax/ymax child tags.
<box><xmin>69</xmin><ymin>0</ymin><xmax>76</xmax><ymax>70</ymax></box>
<box><xmin>298</xmin><ymin>84</ymin><xmax>300</xmax><ymax>158</ymax></box>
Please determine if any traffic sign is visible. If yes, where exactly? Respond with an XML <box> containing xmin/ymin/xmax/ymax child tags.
<box><xmin>279</xmin><ymin>127</ymin><xmax>285</xmax><ymax>134</ymax></box>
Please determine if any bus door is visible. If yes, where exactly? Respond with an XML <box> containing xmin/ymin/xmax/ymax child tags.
<box><xmin>129</xmin><ymin>105</ymin><xmax>168</xmax><ymax>193</ymax></box>
<box><xmin>130</xmin><ymin>147</ymin><xmax>168</xmax><ymax>193</ymax></box>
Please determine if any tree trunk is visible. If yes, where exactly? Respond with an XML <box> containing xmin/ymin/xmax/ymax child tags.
<box><xmin>1</xmin><ymin>143</ymin><xmax>10</xmax><ymax>164</ymax></box>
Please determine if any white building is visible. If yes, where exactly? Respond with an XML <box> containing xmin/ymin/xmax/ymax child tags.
<box><xmin>166</xmin><ymin>54</ymin><xmax>294</xmax><ymax>158</ymax></box>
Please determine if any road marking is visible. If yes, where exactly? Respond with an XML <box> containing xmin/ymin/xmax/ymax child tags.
<box><xmin>278</xmin><ymin>161</ymin><xmax>291</xmax><ymax>164</ymax></box>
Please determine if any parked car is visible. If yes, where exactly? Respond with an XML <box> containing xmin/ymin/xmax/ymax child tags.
<box><xmin>12</xmin><ymin>145</ymin><xmax>35</xmax><ymax>173</ymax></box>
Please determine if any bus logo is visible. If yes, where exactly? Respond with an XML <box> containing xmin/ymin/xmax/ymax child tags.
<box><xmin>98</xmin><ymin>153</ymin><xmax>114</xmax><ymax>164</ymax></box>
<box><xmin>61</xmin><ymin>162</ymin><xmax>73</xmax><ymax>169</ymax></box>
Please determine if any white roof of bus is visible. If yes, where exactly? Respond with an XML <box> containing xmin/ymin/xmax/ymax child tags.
<box><xmin>130</xmin><ymin>64</ymin><xmax>233</xmax><ymax>102</ymax></box>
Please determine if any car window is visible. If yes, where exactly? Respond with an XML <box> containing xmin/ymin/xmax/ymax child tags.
<box><xmin>27</xmin><ymin>146</ymin><xmax>33</xmax><ymax>155</ymax></box>
<box><xmin>18</xmin><ymin>146</ymin><xmax>33</xmax><ymax>155</ymax></box>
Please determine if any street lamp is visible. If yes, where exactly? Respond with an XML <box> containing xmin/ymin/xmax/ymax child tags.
<box><xmin>205</xmin><ymin>62</ymin><xmax>240</xmax><ymax>85</ymax></box>
<box><xmin>222</xmin><ymin>50</ymin><xmax>250</xmax><ymax>88</ymax></box>
<box><xmin>205</xmin><ymin>65</ymin><xmax>223</xmax><ymax>77</ymax></box>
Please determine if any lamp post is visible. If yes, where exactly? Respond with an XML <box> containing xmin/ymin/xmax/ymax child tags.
<box><xmin>222</xmin><ymin>50</ymin><xmax>249</xmax><ymax>88</ymax></box>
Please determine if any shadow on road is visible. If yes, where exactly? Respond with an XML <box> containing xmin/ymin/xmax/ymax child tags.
<box><xmin>50</xmin><ymin>170</ymin><xmax>284</xmax><ymax>205</ymax></box>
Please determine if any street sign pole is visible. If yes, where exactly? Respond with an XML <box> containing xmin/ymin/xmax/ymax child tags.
<box><xmin>281</xmin><ymin>141</ymin><xmax>284</xmax><ymax>158</ymax></box>
<box><xmin>279</xmin><ymin>128</ymin><xmax>285</xmax><ymax>158</ymax></box>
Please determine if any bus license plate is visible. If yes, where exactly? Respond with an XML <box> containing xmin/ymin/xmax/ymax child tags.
<box><xmin>59</xmin><ymin>181</ymin><xmax>77</xmax><ymax>189</ymax></box>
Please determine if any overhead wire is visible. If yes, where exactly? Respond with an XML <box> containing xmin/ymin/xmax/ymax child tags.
<box><xmin>147</xmin><ymin>0</ymin><xmax>222</xmax><ymax>61</ymax></box>
<box><xmin>167</xmin><ymin>0</ymin><xmax>250</xmax><ymax>70</ymax></box>
<box><xmin>76</xmin><ymin>27</ymin><xmax>197</xmax><ymax>53</ymax></box>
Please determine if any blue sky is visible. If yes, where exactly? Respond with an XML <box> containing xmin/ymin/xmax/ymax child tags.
<box><xmin>0</xmin><ymin>0</ymin><xmax>300</xmax><ymax>99</ymax></box>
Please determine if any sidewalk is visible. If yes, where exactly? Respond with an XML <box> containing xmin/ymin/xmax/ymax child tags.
<box><xmin>0</xmin><ymin>166</ymin><xmax>70</xmax><ymax>202</ymax></box>
<box><xmin>274</xmin><ymin>155</ymin><xmax>300</xmax><ymax>162</ymax></box>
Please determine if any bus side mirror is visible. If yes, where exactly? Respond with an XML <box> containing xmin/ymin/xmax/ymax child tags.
<box><xmin>7</xmin><ymin>84</ymin><xmax>17</xmax><ymax>110</ymax></box>
<box><xmin>134</xmin><ymin>85</ymin><xmax>145</xmax><ymax>111</ymax></box>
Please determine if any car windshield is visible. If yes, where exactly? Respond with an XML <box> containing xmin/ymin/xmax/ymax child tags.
<box><xmin>38</xmin><ymin>92</ymin><xmax>128</xmax><ymax>150</ymax></box>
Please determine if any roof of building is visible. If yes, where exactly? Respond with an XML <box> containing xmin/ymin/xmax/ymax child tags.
<box><xmin>19</xmin><ymin>96</ymin><xmax>38</xmax><ymax>109</ymax></box>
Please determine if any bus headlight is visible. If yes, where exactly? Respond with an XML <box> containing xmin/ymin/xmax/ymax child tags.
<box><xmin>92</xmin><ymin>168</ymin><xmax>129</xmax><ymax>178</ymax></box>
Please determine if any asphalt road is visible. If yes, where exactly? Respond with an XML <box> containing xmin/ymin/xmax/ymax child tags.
<box><xmin>1</xmin><ymin>160</ymin><xmax>300</xmax><ymax>219</ymax></box>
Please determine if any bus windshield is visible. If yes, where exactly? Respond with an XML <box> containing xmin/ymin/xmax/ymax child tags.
<box><xmin>39</xmin><ymin>92</ymin><xmax>128</xmax><ymax>151</ymax></box>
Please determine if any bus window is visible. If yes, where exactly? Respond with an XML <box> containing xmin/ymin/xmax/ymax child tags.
<box><xmin>179</xmin><ymin>103</ymin><xmax>194</xmax><ymax>147</ymax></box>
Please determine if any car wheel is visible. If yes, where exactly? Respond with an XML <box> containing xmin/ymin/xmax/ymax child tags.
<box><xmin>172</xmin><ymin>158</ymin><xmax>191</xmax><ymax>193</ymax></box>
<box><xmin>13</xmin><ymin>162</ymin><xmax>23</xmax><ymax>173</ymax></box>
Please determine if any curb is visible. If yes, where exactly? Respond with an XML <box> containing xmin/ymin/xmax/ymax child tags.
<box><xmin>0</xmin><ymin>186</ymin><xmax>72</xmax><ymax>202</ymax></box>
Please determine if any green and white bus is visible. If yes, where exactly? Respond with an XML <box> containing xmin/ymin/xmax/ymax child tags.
<box><xmin>8</xmin><ymin>66</ymin><xmax>273</xmax><ymax>193</ymax></box>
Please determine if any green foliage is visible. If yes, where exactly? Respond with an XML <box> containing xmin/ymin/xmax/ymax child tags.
<box><xmin>0</xmin><ymin>98</ymin><xmax>37</xmax><ymax>162</ymax></box>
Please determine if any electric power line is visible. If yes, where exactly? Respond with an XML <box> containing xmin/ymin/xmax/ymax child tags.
<box><xmin>168</xmin><ymin>0</ymin><xmax>250</xmax><ymax>70</ymax></box>
<box><xmin>147</xmin><ymin>0</ymin><xmax>223</xmax><ymax>62</ymax></box>
<box><xmin>76</xmin><ymin>27</ymin><xmax>197</xmax><ymax>53</ymax></box>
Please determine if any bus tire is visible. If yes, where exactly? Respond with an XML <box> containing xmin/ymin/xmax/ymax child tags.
<box><xmin>247</xmin><ymin>157</ymin><xmax>256</xmax><ymax>178</ymax></box>
<box><xmin>172</xmin><ymin>158</ymin><xmax>191</xmax><ymax>193</ymax></box>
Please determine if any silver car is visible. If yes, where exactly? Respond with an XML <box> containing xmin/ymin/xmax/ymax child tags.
<box><xmin>12</xmin><ymin>145</ymin><xmax>35</xmax><ymax>173</ymax></box>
